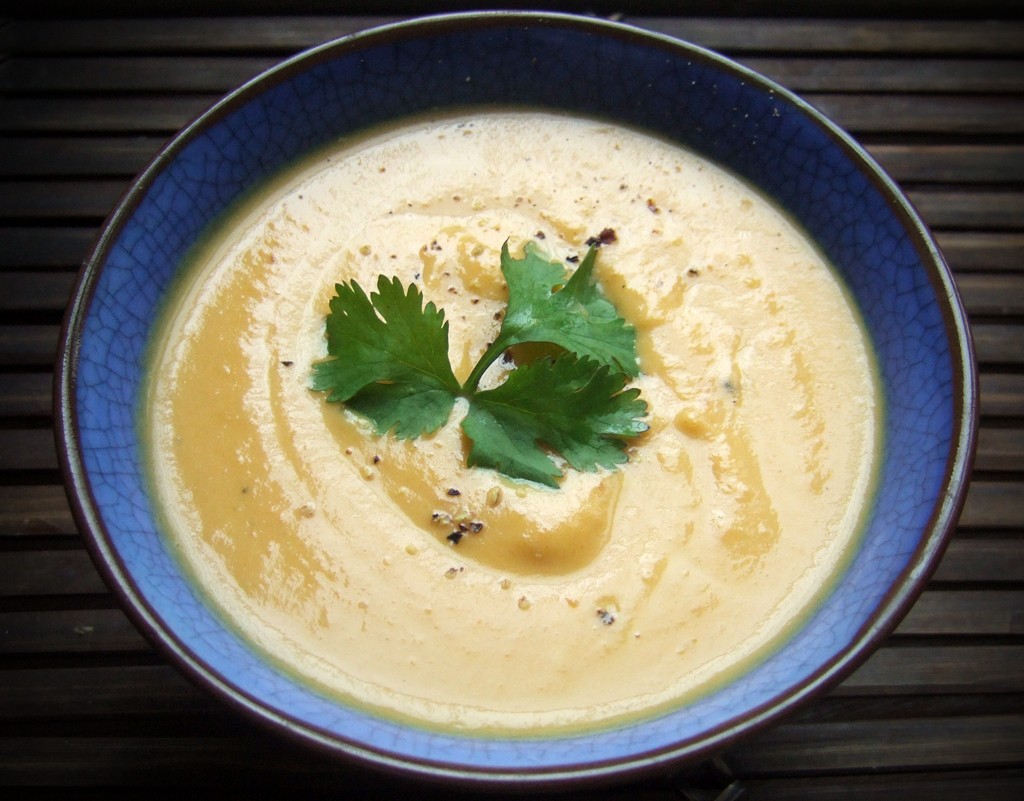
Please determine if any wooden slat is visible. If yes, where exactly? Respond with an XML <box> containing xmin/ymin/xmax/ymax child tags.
<box><xmin>3</xmin><ymin>188</ymin><xmax>1021</xmax><ymax>253</ymax></box>
<box><xmin>0</xmin><ymin>485</ymin><xmax>74</xmax><ymax>536</ymax></box>
<box><xmin>0</xmin><ymin>230</ymin><xmax>1017</xmax><ymax>288</ymax></box>
<box><xmin>0</xmin><ymin>16</ymin><xmax>394</xmax><ymax>55</ymax></box>
<box><xmin>3</xmin><ymin>231</ymin><xmax>1014</xmax><ymax>281</ymax></box>
<box><xmin>0</xmin><ymin>372</ymin><xmax>54</xmax><ymax>418</ymax></box>
<box><xmin>937</xmin><ymin>232</ymin><xmax>1024</xmax><ymax>273</ymax></box>
<box><xmin>979</xmin><ymin>374</ymin><xmax>1024</xmax><ymax>420</ymax></box>
<box><xmin>730</xmin><ymin>715</ymin><xmax>1024</xmax><ymax>775</ymax></box>
<box><xmin>5</xmin><ymin>17</ymin><xmax>1024</xmax><ymax>57</ymax></box>
<box><xmin>0</xmin><ymin>479</ymin><xmax>1002</xmax><ymax>541</ymax></box>
<box><xmin>0</xmin><ymin>665</ymin><xmax>216</xmax><ymax>721</ymax></box>
<box><xmin>0</xmin><ymin>648</ymin><xmax>1015</xmax><ymax>729</ymax></box>
<box><xmin>909</xmin><ymin>190</ymin><xmax>1024</xmax><ymax>231</ymax></box>
<box><xmin>3</xmin><ymin>140</ymin><xmax>1024</xmax><ymax>188</ymax></box>
<box><xmin>0</xmin><ymin>485</ymin><xmax>76</xmax><ymax>537</ymax></box>
<box><xmin>973</xmin><ymin>324</ymin><xmax>1024</xmax><ymax>366</ymax></box>
<box><xmin>643</xmin><ymin>18</ymin><xmax>1024</xmax><ymax>56</ymax></box>
<box><xmin>0</xmin><ymin>646</ymin><xmax>1019</xmax><ymax>726</ymax></box>
<box><xmin>0</xmin><ymin>96</ymin><xmax>220</xmax><ymax>135</ymax></box>
<box><xmin>0</xmin><ymin>608</ymin><xmax>151</xmax><ymax>655</ymax></box>
<box><xmin>838</xmin><ymin>644</ymin><xmax>1024</xmax><ymax>695</ymax></box>
<box><xmin>959</xmin><ymin>481</ymin><xmax>1024</xmax><ymax>530</ymax></box>
<box><xmin>896</xmin><ymin>590</ymin><xmax>1024</xmax><ymax>636</ymax></box>
<box><xmin>9</xmin><ymin>273</ymin><xmax>1024</xmax><ymax>321</ymax></box>
<box><xmin>2</xmin><ymin>142</ymin><xmax>1006</xmax><ymax>192</ymax></box>
<box><xmin>0</xmin><ymin>514</ymin><xmax>1019</xmax><ymax>601</ymax></box>
<box><xmin>0</xmin><ymin>180</ymin><xmax>130</xmax><ymax>221</ymax></box>
<box><xmin>0</xmin><ymin>429</ymin><xmax>59</xmax><ymax>471</ymax></box>
<box><xmin>0</xmin><ymin>325</ymin><xmax>60</xmax><ymax>367</ymax></box>
<box><xmin>0</xmin><ymin>227</ymin><xmax>97</xmax><ymax>268</ymax></box>
<box><xmin>805</xmin><ymin>94</ymin><xmax>1024</xmax><ymax>136</ymax></box>
<box><xmin>3</xmin><ymin>313</ymin><xmax>1016</xmax><ymax>377</ymax></box>
<box><xmin>955</xmin><ymin>274</ymin><xmax>1024</xmax><ymax>318</ymax></box>
<box><xmin>1</xmin><ymin>479</ymin><xmax>1009</xmax><ymax>544</ymax></box>
<box><xmin>9</xmin><ymin>424</ymin><xmax>1022</xmax><ymax>478</ymax></box>
<box><xmin>1</xmin><ymin>587</ymin><xmax>1017</xmax><ymax>658</ymax></box>
<box><xmin>5</xmin><ymin>92</ymin><xmax>1024</xmax><ymax>137</ymax></box>
<box><xmin>6</xmin><ymin>54</ymin><xmax>1022</xmax><ymax>94</ymax></box>
<box><xmin>4</xmin><ymin>140</ymin><xmax>1019</xmax><ymax>190</ymax></box>
<box><xmin>0</xmin><ymin>271</ymin><xmax>76</xmax><ymax>312</ymax></box>
<box><xmin>0</xmin><ymin>138</ymin><xmax>165</xmax><ymax>179</ymax></box>
<box><xmin>0</xmin><ymin>724</ymin><xmax>1019</xmax><ymax>789</ymax></box>
<box><xmin>742</xmin><ymin>771</ymin><xmax>1024</xmax><ymax>801</ymax></box>
<box><xmin>868</xmin><ymin>145</ymin><xmax>1024</xmax><ymax>185</ymax></box>
<box><xmin>0</xmin><ymin>56</ymin><xmax>280</xmax><ymax>93</ymax></box>
<box><xmin>933</xmin><ymin>539</ymin><xmax>1024</xmax><ymax>583</ymax></box>
<box><xmin>974</xmin><ymin>427</ymin><xmax>1024</xmax><ymax>474</ymax></box>
<box><xmin>0</xmin><ymin>550</ymin><xmax>109</xmax><ymax>597</ymax></box>
<box><xmin>0</xmin><ymin>735</ymin><xmax>364</xmax><ymax>788</ymax></box>
<box><xmin>2</xmin><ymin>535</ymin><xmax>1019</xmax><ymax>603</ymax></box>
<box><xmin>741</xmin><ymin>57</ymin><xmax>1024</xmax><ymax>93</ymax></box>
<box><xmin>80</xmin><ymin>423</ymin><xmax>1024</xmax><ymax>479</ymax></box>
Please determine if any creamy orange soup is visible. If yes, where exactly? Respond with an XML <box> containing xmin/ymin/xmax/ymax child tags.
<box><xmin>143</xmin><ymin>111</ymin><xmax>879</xmax><ymax>734</ymax></box>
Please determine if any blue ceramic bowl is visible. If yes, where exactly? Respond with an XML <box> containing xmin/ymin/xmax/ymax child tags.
<box><xmin>56</xmin><ymin>11</ymin><xmax>977</xmax><ymax>788</ymax></box>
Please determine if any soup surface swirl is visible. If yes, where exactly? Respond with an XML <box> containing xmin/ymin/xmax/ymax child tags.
<box><xmin>145</xmin><ymin>111</ymin><xmax>879</xmax><ymax>733</ymax></box>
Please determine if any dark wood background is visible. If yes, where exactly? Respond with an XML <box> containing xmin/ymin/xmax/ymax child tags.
<box><xmin>1</xmin><ymin>2</ymin><xmax>1022</xmax><ymax>797</ymax></box>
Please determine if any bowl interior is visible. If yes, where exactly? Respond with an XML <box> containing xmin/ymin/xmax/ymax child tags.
<box><xmin>58</xmin><ymin>12</ymin><xmax>975</xmax><ymax>785</ymax></box>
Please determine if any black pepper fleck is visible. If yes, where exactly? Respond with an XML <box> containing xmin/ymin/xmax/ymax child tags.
<box><xmin>447</xmin><ymin>488</ymin><xmax>461</xmax><ymax>497</ymax></box>
<box><xmin>447</xmin><ymin>532</ymin><xmax>463</xmax><ymax>545</ymax></box>
<box><xmin>585</xmin><ymin>228</ymin><xmax>617</xmax><ymax>247</ymax></box>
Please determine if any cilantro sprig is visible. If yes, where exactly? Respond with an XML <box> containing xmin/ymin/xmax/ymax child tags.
<box><xmin>463</xmin><ymin>242</ymin><xmax>639</xmax><ymax>391</ymax></box>
<box><xmin>311</xmin><ymin>240</ymin><xmax>648</xmax><ymax>487</ymax></box>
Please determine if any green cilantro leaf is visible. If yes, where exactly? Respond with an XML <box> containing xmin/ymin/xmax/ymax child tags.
<box><xmin>310</xmin><ymin>275</ymin><xmax>461</xmax><ymax>438</ymax></box>
<box><xmin>462</xmin><ymin>242</ymin><xmax>639</xmax><ymax>391</ymax></box>
<box><xmin>462</xmin><ymin>354</ymin><xmax>649</xmax><ymax>488</ymax></box>
<box><xmin>312</xmin><ymin>240</ymin><xmax>648</xmax><ymax>486</ymax></box>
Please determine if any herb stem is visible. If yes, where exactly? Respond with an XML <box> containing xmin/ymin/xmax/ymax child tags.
<box><xmin>461</xmin><ymin>336</ymin><xmax>510</xmax><ymax>394</ymax></box>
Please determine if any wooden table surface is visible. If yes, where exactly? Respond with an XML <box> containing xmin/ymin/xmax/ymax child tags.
<box><xmin>2</xmin><ymin>3</ymin><xmax>1022</xmax><ymax>797</ymax></box>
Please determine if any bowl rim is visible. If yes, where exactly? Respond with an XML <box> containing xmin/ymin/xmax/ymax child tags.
<box><xmin>54</xmin><ymin>9</ymin><xmax>979</xmax><ymax>789</ymax></box>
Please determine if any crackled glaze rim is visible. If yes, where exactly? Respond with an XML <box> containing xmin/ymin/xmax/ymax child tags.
<box><xmin>55</xmin><ymin>10</ymin><xmax>977</xmax><ymax>789</ymax></box>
